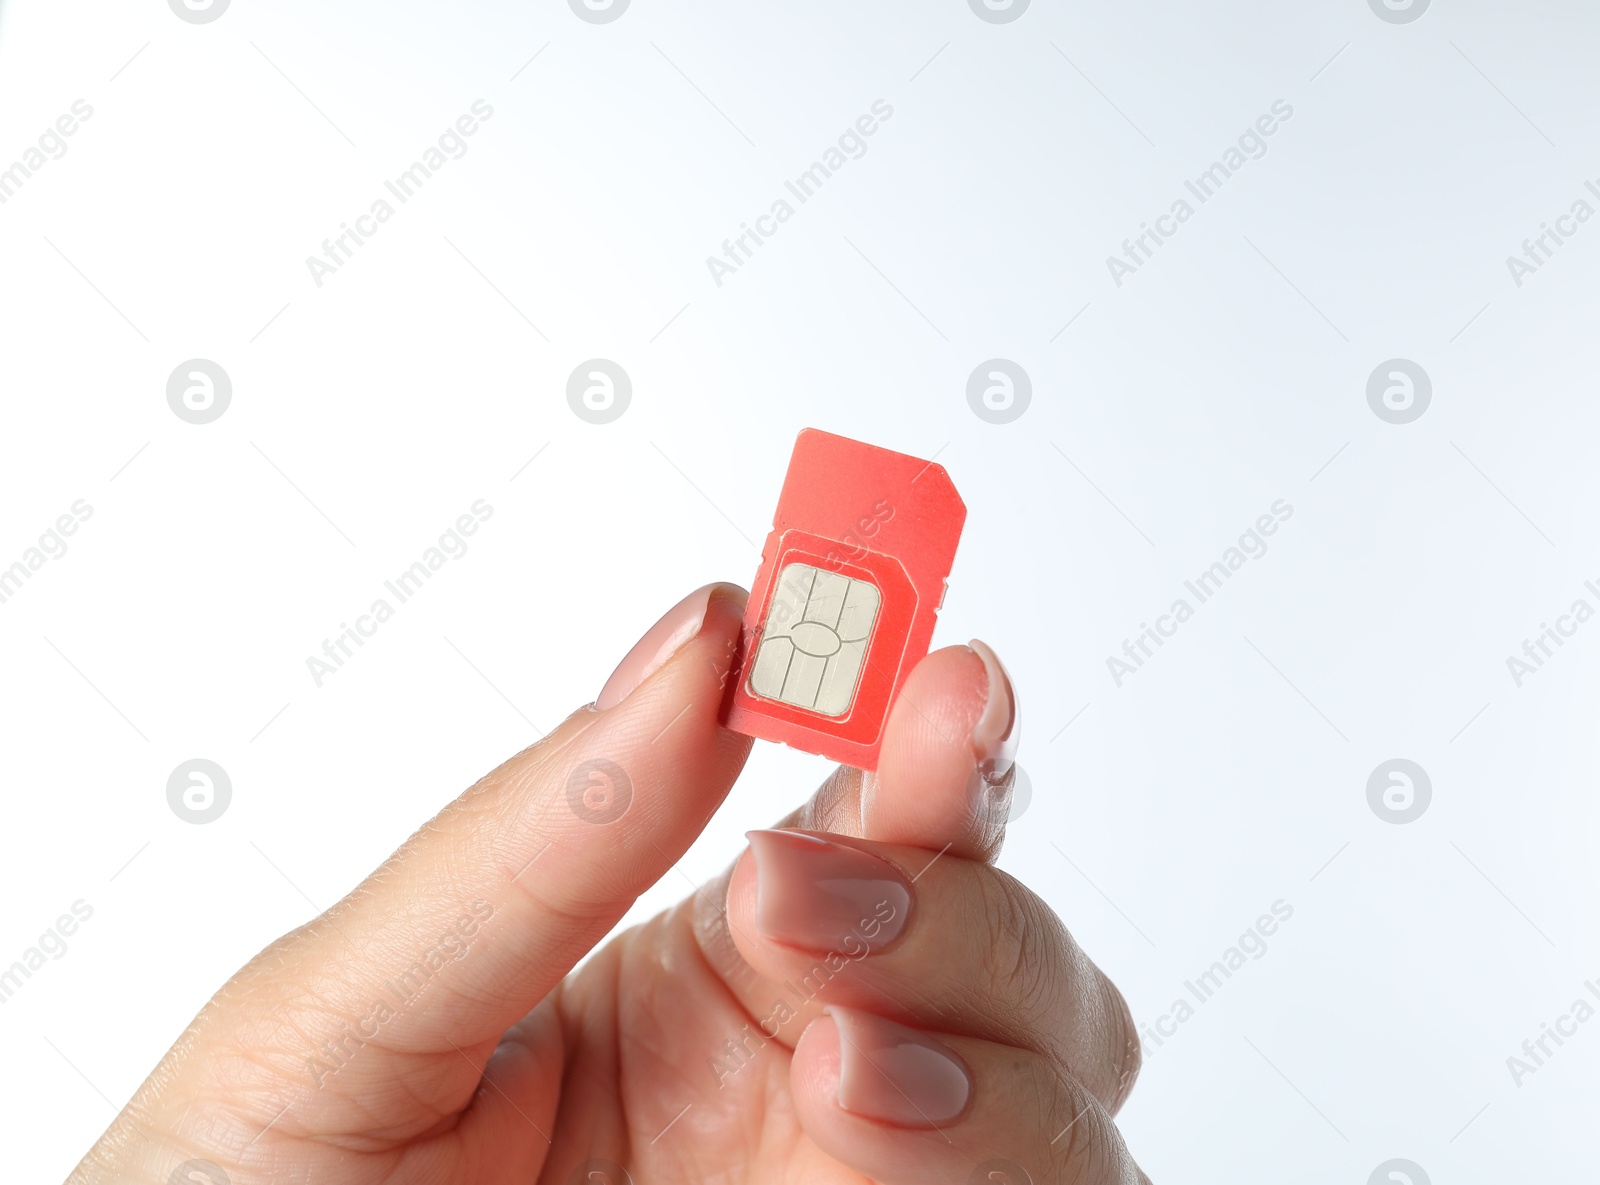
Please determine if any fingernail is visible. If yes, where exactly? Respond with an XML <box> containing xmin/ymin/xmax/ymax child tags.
<box><xmin>596</xmin><ymin>585</ymin><xmax>715</xmax><ymax>710</ymax></box>
<box><xmin>829</xmin><ymin>1006</ymin><xmax>972</xmax><ymax>1127</ymax></box>
<box><xmin>968</xmin><ymin>639</ymin><xmax>1018</xmax><ymax>789</ymax></box>
<box><xmin>746</xmin><ymin>830</ymin><xmax>911</xmax><ymax>954</ymax></box>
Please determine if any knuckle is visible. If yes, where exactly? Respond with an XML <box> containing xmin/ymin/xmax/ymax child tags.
<box><xmin>969</xmin><ymin>869</ymin><xmax>1074</xmax><ymax>1034</ymax></box>
<box><xmin>1033</xmin><ymin>1067</ymin><xmax>1127</xmax><ymax>1185</ymax></box>
<box><xmin>960</xmin><ymin>867</ymin><xmax>1143</xmax><ymax>1118</ymax></box>
<box><xmin>985</xmin><ymin>1057</ymin><xmax>1137</xmax><ymax>1185</ymax></box>
<box><xmin>1099</xmin><ymin>972</ymin><xmax>1143</xmax><ymax>1112</ymax></box>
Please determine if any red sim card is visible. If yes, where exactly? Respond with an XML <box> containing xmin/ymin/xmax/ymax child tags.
<box><xmin>720</xmin><ymin>429</ymin><xmax>966</xmax><ymax>770</ymax></box>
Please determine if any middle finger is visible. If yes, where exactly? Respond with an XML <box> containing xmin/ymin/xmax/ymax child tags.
<box><xmin>723</xmin><ymin>829</ymin><xmax>1140</xmax><ymax>1113</ymax></box>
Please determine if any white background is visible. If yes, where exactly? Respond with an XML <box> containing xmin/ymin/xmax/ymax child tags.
<box><xmin>2</xmin><ymin>0</ymin><xmax>1598</xmax><ymax>1180</ymax></box>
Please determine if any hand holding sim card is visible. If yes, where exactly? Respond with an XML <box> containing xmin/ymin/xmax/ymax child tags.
<box><xmin>721</xmin><ymin>429</ymin><xmax>967</xmax><ymax>770</ymax></box>
<box><xmin>75</xmin><ymin>429</ymin><xmax>1152</xmax><ymax>1184</ymax></box>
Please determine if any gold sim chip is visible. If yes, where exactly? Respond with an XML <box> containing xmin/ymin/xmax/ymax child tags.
<box><xmin>747</xmin><ymin>562</ymin><xmax>881</xmax><ymax>717</ymax></box>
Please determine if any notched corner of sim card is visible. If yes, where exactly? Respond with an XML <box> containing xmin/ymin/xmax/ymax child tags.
<box><xmin>719</xmin><ymin>428</ymin><xmax>968</xmax><ymax>770</ymax></box>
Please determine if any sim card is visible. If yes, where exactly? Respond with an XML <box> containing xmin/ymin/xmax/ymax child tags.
<box><xmin>720</xmin><ymin>429</ymin><xmax>966</xmax><ymax>770</ymax></box>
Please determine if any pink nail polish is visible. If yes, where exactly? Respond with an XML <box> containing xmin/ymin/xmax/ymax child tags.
<box><xmin>968</xmin><ymin>639</ymin><xmax>1018</xmax><ymax>789</ymax></box>
<box><xmin>829</xmin><ymin>1007</ymin><xmax>972</xmax><ymax>1127</ymax></box>
<box><xmin>746</xmin><ymin>830</ymin><xmax>911</xmax><ymax>954</ymax></box>
<box><xmin>595</xmin><ymin>585</ymin><xmax>715</xmax><ymax>710</ymax></box>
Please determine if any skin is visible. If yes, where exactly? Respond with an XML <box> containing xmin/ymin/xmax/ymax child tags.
<box><xmin>69</xmin><ymin>584</ymin><xmax>1149</xmax><ymax>1184</ymax></box>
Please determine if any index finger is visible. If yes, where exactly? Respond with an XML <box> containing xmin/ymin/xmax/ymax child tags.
<box><xmin>169</xmin><ymin>584</ymin><xmax>754</xmax><ymax>1136</ymax></box>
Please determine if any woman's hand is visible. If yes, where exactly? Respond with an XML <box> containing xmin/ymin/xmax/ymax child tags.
<box><xmin>69</xmin><ymin>583</ymin><xmax>1147</xmax><ymax>1184</ymax></box>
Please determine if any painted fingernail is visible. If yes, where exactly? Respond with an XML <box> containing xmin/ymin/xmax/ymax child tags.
<box><xmin>829</xmin><ymin>1007</ymin><xmax>972</xmax><ymax>1127</ymax></box>
<box><xmin>969</xmin><ymin>639</ymin><xmax>1018</xmax><ymax>789</ymax></box>
<box><xmin>596</xmin><ymin>585</ymin><xmax>715</xmax><ymax>710</ymax></box>
<box><xmin>746</xmin><ymin>830</ymin><xmax>911</xmax><ymax>954</ymax></box>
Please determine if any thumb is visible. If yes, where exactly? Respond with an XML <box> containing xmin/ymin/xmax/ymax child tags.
<box><xmin>190</xmin><ymin>584</ymin><xmax>750</xmax><ymax>1122</ymax></box>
